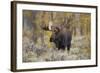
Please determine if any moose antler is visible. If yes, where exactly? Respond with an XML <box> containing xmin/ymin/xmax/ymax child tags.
<box><xmin>41</xmin><ymin>21</ymin><xmax>53</xmax><ymax>31</ymax></box>
<box><xmin>48</xmin><ymin>21</ymin><xmax>53</xmax><ymax>30</ymax></box>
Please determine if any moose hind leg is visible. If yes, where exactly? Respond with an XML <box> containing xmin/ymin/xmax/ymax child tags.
<box><xmin>67</xmin><ymin>44</ymin><xmax>71</xmax><ymax>52</ymax></box>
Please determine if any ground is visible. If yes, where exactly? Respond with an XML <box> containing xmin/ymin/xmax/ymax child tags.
<box><xmin>22</xmin><ymin>35</ymin><xmax>91</xmax><ymax>62</ymax></box>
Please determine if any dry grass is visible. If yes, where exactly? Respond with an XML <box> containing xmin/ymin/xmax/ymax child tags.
<box><xmin>22</xmin><ymin>35</ymin><xmax>91</xmax><ymax>62</ymax></box>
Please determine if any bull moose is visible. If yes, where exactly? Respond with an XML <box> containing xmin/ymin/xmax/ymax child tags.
<box><xmin>42</xmin><ymin>22</ymin><xmax>72</xmax><ymax>52</ymax></box>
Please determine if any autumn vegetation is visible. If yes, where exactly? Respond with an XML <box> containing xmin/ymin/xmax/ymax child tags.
<box><xmin>22</xmin><ymin>10</ymin><xmax>91</xmax><ymax>62</ymax></box>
